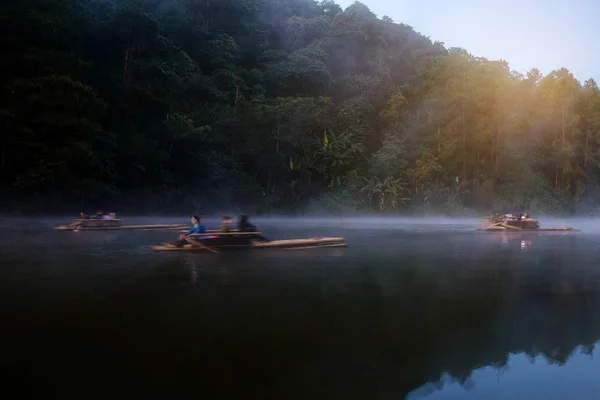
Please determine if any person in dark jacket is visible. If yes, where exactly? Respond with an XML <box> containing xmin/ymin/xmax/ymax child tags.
<box><xmin>238</xmin><ymin>215</ymin><xmax>268</xmax><ymax>242</ymax></box>
<box><xmin>238</xmin><ymin>215</ymin><xmax>256</xmax><ymax>232</ymax></box>
<box><xmin>92</xmin><ymin>210</ymin><xmax>105</xmax><ymax>219</ymax></box>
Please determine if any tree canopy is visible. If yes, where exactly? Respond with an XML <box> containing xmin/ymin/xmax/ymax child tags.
<box><xmin>2</xmin><ymin>0</ymin><xmax>598</xmax><ymax>214</ymax></box>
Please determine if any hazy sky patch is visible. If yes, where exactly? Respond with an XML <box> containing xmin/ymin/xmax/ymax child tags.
<box><xmin>336</xmin><ymin>0</ymin><xmax>599</xmax><ymax>82</ymax></box>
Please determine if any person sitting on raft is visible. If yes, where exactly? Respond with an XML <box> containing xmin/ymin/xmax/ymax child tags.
<box><xmin>517</xmin><ymin>212</ymin><xmax>524</xmax><ymax>221</ymax></box>
<box><xmin>102</xmin><ymin>212</ymin><xmax>116</xmax><ymax>220</ymax></box>
<box><xmin>238</xmin><ymin>214</ymin><xmax>268</xmax><ymax>242</ymax></box>
<box><xmin>171</xmin><ymin>216</ymin><xmax>205</xmax><ymax>247</ymax></box>
<box><xmin>91</xmin><ymin>210</ymin><xmax>105</xmax><ymax>219</ymax></box>
<box><xmin>219</xmin><ymin>216</ymin><xmax>233</xmax><ymax>233</ymax></box>
<box><xmin>491</xmin><ymin>212</ymin><xmax>502</xmax><ymax>223</ymax></box>
<box><xmin>238</xmin><ymin>214</ymin><xmax>257</xmax><ymax>232</ymax></box>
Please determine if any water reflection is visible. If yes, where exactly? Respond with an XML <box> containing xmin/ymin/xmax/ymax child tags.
<box><xmin>396</xmin><ymin>237</ymin><xmax>600</xmax><ymax>399</ymax></box>
<box><xmin>520</xmin><ymin>239</ymin><xmax>532</xmax><ymax>249</ymax></box>
<box><xmin>181</xmin><ymin>254</ymin><xmax>200</xmax><ymax>288</ymax></box>
<box><xmin>278</xmin><ymin>233</ymin><xmax>600</xmax><ymax>398</ymax></box>
<box><xmin>2</xmin><ymin>225</ymin><xmax>600</xmax><ymax>398</ymax></box>
<box><xmin>407</xmin><ymin>345</ymin><xmax>600</xmax><ymax>399</ymax></box>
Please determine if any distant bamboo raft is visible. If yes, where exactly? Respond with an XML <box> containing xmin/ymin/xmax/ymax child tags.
<box><xmin>478</xmin><ymin>219</ymin><xmax>577</xmax><ymax>232</ymax></box>
<box><xmin>177</xmin><ymin>229</ymin><xmax>245</xmax><ymax>233</ymax></box>
<box><xmin>55</xmin><ymin>219</ymin><xmax>187</xmax><ymax>231</ymax></box>
<box><xmin>189</xmin><ymin>231</ymin><xmax>262</xmax><ymax>235</ymax></box>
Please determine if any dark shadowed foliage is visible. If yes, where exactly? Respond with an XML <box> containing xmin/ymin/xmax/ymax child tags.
<box><xmin>1</xmin><ymin>0</ymin><xmax>598</xmax><ymax>214</ymax></box>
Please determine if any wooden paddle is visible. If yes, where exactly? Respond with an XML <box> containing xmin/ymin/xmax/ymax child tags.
<box><xmin>183</xmin><ymin>236</ymin><xmax>219</xmax><ymax>253</ymax></box>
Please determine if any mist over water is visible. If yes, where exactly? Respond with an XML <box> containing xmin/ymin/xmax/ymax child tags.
<box><xmin>1</xmin><ymin>216</ymin><xmax>600</xmax><ymax>398</ymax></box>
<box><xmin>4</xmin><ymin>214</ymin><xmax>598</xmax><ymax>232</ymax></box>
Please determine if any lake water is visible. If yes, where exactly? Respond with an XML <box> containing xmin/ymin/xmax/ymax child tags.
<box><xmin>1</xmin><ymin>216</ymin><xmax>600</xmax><ymax>399</ymax></box>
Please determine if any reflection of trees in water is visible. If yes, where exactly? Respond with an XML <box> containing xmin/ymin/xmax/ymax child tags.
<box><xmin>114</xmin><ymin>237</ymin><xmax>600</xmax><ymax>399</ymax></box>
<box><xmin>398</xmin><ymin>242</ymin><xmax>600</xmax><ymax>397</ymax></box>
<box><xmin>275</xmin><ymin>238</ymin><xmax>600</xmax><ymax>398</ymax></box>
<box><xmin>582</xmin><ymin>343</ymin><xmax>595</xmax><ymax>356</ymax></box>
<box><xmin>492</xmin><ymin>362</ymin><xmax>509</xmax><ymax>384</ymax></box>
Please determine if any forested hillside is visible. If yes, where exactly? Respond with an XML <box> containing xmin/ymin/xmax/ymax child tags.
<box><xmin>2</xmin><ymin>0</ymin><xmax>599</xmax><ymax>214</ymax></box>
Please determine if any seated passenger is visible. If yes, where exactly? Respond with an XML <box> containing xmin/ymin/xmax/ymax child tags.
<box><xmin>92</xmin><ymin>210</ymin><xmax>105</xmax><ymax>219</ymax></box>
<box><xmin>102</xmin><ymin>212</ymin><xmax>116</xmax><ymax>220</ymax></box>
<box><xmin>170</xmin><ymin>216</ymin><xmax>205</xmax><ymax>247</ymax></box>
<box><xmin>219</xmin><ymin>216</ymin><xmax>233</xmax><ymax>232</ymax></box>
<box><xmin>491</xmin><ymin>212</ymin><xmax>502</xmax><ymax>223</ymax></box>
<box><xmin>237</xmin><ymin>215</ymin><xmax>268</xmax><ymax>242</ymax></box>
<box><xmin>238</xmin><ymin>214</ymin><xmax>257</xmax><ymax>232</ymax></box>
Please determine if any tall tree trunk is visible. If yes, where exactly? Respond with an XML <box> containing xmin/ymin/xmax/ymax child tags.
<box><xmin>1</xmin><ymin>145</ymin><xmax>4</xmax><ymax>178</ymax></box>
<box><xmin>272</xmin><ymin>119</ymin><xmax>280</xmax><ymax>194</ymax></box>
<box><xmin>123</xmin><ymin>47</ymin><xmax>130</xmax><ymax>87</ymax></box>
<box><xmin>437</xmin><ymin>122</ymin><xmax>441</xmax><ymax>156</ymax></box>
<box><xmin>231</xmin><ymin>86</ymin><xmax>239</xmax><ymax>156</ymax></box>
<box><xmin>123</xmin><ymin>25</ymin><xmax>134</xmax><ymax>90</ymax></box>
<box><xmin>475</xmin><ymin>152</ymin><xmax>480</xmax><ymax>189</ymax></box>
<box><xmin>205</xmin><ymin>0</ymin><xmax>211</xmax><ymax>33</ymax></box>
<box><xmin>585</xmin><ymin>121</ymin><xmax>590</xmax><ymax>167</ymax></box>
<box><xmin>462</xmin><ymin>71</ymin><xmax>467</xmax><ymax>181</ymax></box>
<box><xmin>495</xmin><ymin>126</ymin><xmax>500</xmax><ymax>177</ymax></box>
<box><xmin>276</xmin><ymin>120</ymin><xmax>280</xmax><ymax>154</ymax></box>
<box><xmin>562</xmin><ymin>102</ymin><xmax>566</xmax><ymax>145</ymax></box>
<box><xmin>561</xmin><ymin>102</ymin><xmax>566</xmax><ymax>191</ymax></box>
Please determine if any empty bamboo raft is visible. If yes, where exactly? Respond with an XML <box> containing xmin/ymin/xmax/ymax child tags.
<box><xmin>478</xmin><ymin>219</ymin><xmax>577</xmax><ymax>232</ymax></box>
<box><xmin>150</xmin><ymin>236</ymin><xmax>347</xmax><ymax>252</ymax></box>
<box><xmin>55</xmin><ymin>219</ymin><xmax>187</xmax><ymax>231</ymax></box>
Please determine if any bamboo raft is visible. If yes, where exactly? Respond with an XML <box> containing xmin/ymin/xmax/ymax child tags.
<box><xmin>55</xmin><ymin>219</ymin><xmax>187</xmax><ymax>231</ymax></box>
<box><xmin>478</xmin><ymin>218</ymin><xmax>577</xmax><ymax>232</ymax></box>
<box><xmin>177</xmin><ymin>229</ymin><xmax>242</xmax><ymax>233</ymax></box>
<box><xmin>150</xmin><ymin>232</ymin><xmax>347</xmax><ymax>252</ymax></box>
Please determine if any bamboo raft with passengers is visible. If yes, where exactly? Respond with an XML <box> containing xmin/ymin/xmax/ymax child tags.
<box><xmin>151</xmin><ymin>215</ymin><xmax>347</xmax><ymax>252</ymax></box>
<box><xmin>150</xmin><ymin>233</ymin><xmax>347</xmax><ymax>252</ymax></box>
<box><xmin>478</xmin><ymin>213</ymin><xmax>577</xmax><ymax>232</ymax></box>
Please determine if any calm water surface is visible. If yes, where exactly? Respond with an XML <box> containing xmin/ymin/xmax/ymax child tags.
<box><xmin>1</xmin><ymin>217</ymin><xmax>600</xmax><ymax>399</ymax></box>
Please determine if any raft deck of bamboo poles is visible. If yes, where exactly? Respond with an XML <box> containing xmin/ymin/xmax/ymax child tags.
<box><xmin>478</xmin><ymin>218</ymin><xmax>577</xmax><ymax>232</ymax></box>
<box><xmin>150</xmin><ymin>232</ymin><xmax>347</xmax><ymax>252</ymax></box>
<box><xmin>55</xmin><ymin>219</ymin><xmax>187</xmax><ymax>231</ymax></box>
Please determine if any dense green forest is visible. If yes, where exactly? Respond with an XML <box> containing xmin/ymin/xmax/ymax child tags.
<box><xmin>2</xmin><ymin>0</ymin><xmax>600</xmax><ymax>214</ymax></box>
